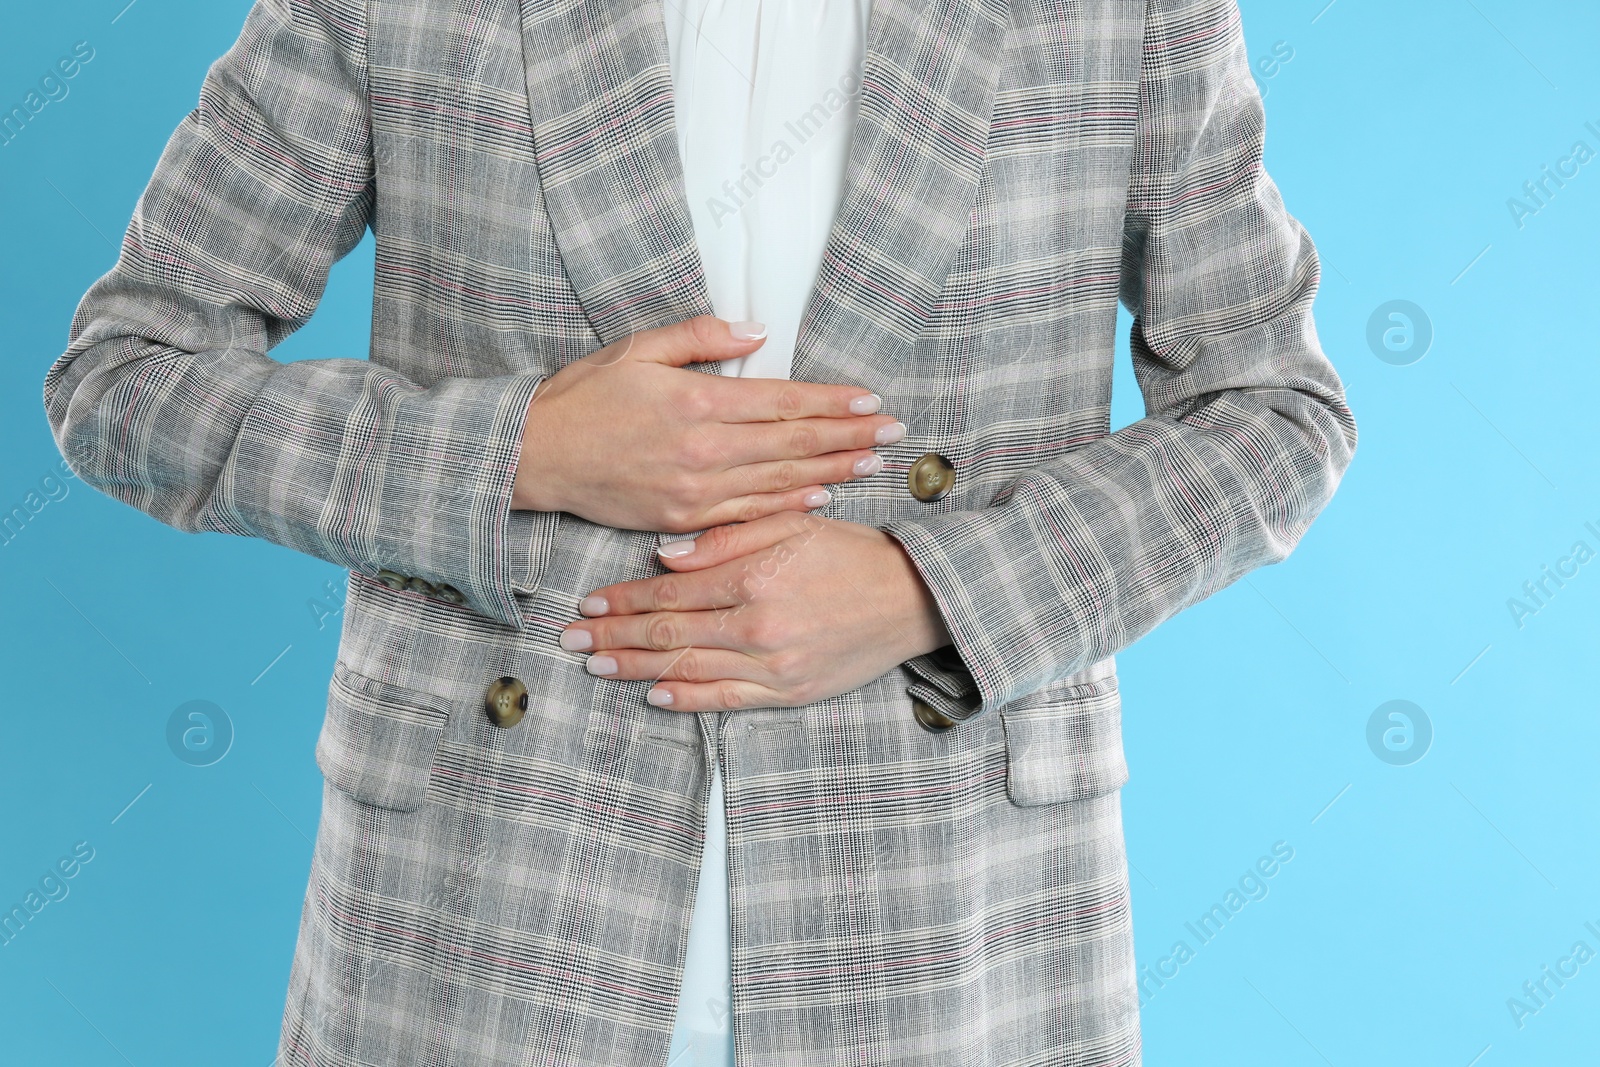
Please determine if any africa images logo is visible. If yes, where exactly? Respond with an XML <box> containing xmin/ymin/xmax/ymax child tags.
<box><xmin>1</xmin><ymin>41</ymin><xmax>95</xmax><ymax>149</ymax></box>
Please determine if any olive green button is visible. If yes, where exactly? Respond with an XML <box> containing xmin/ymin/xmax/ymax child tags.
<box><xmin>375</xmin><ymin>568</ymin><xmax>408</xmax><ymax>590</ymax></box>
<box><xmin>485</xmin><ymin>676</ymin><xmax>529</xmax><ymax>729</ymax></box>
<box><xmin>910</xmin><ymin>697</ymin><xmax>957</xmax><ymax>733</ymax></box>
<box><xmin>434</xmin><ymin>583</ymin><xmax>466</xmax><ymax>605</ymax></box>
<box><xmin>405</xmin><ymin>576</ymin><xmax>438</xmax><ymax>596</ymax></box>
<box><xmin>907</xmin><ymin>453</ymin><xmax>956</xmax><ymax>502</ymax></box>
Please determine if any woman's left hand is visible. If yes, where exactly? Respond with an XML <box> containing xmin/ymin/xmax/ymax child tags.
<box><xmin>558</xmin><ymin>512</ymin><xmax>953</xmax><ymax>712</ymax></box>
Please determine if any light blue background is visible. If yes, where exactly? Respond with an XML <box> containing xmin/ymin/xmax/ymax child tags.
<box><xmin>2</xmin><ymin>1</ymin><xmax>1596</xmax><ymax>1063</ymax></box>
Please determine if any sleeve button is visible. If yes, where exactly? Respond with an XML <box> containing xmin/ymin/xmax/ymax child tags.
<box><xmin>375</xmin><ymin>568</ymin><xmax>408</xmax><ymax>590</ymax></box>
<box><xmin>911</xmin><ymin>697</ymin><xmax>957</xmax><ymax>733</ymax></box>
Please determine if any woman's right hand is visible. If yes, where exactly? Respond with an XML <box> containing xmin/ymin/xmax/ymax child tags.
<box><xmin>511</xmin><ymin>315</ymin><xmax>905</xmax><ymax>534</ymax></box>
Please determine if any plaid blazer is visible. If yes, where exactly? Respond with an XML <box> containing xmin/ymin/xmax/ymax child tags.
<box><xmin>43</xmin><ymin>0</ymin><xmax>1357</xmax><ymax>1062</ymax></box>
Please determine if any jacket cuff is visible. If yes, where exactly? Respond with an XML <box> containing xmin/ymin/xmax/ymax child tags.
<box><xmin>410</xmin><ymin>369</ymin><xmax>547</xmax><ymax>631</ymax></box>
<box><xmin>902</xmin><ymin>644</ymin><xmax>980</xmax><ymax>716</ymax></box>
<box><xmin>303</xmin><ymin>369</ymin><xmax>549</xmax><ymax>631</ymax></box>
<box><xmin>881</xmin><ymin>506</ymin><xmax>1078</xmax><ymax>722</ymax></box>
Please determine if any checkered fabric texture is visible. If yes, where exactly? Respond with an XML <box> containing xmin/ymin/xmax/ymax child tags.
<box><xmin>42</xmin><ymin>0</ymin><xmax>1357</xmax><ymax>1062</ymax></box>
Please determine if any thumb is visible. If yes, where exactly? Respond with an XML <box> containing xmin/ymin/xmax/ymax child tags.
<box><xmin>632</xmin><ymin>315</ymin><xmax>768</xmax><ymax>367</ymax></box>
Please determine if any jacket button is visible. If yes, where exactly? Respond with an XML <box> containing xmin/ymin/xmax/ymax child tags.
<box><xmin>405</xmin><ymin>576</ymin><xmax>438</xmax><ymax>596</ymax></box>
<box><xmin>485</xmin><ymin>676</ymin><xmax>528</xmax><ymax>729</ymax></box>
<box><xmin>910</xmin><ymin>697</ymin><xmax>957</xmax><ymax>733</ymax></box>
<box><xmin>434</xmin><ymin>583</ymin><xmax>466</xmax><ymax>605</ymax></box>
<box><xmin>375</xmin><ymin>568</ymin><xmax>409</xmax><ymax>590</ymax></box>
<box><xmin>907</xmin><ymin>453</ymin><xmax>955</xmax><ymax>502</ymax></box>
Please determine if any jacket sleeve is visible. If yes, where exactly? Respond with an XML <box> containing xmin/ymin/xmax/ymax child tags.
<box><xmin>41</xmin><ymin>0</ymin><xmax>549</xmax><ymax>631</ymax></box>
<box><xmin>883</xmin><ymin>0</ymin><xmax>1359</xmax><ymax>722</ymax></box>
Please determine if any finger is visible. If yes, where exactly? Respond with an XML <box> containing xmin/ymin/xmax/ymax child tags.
<box><xmin>629</xmin><ymin>314</ymin><xmax>769</xmax><ymax>367</ymax></box>
<box><xmin>561</xmin><ymin>609</ymin><xmax>739</xmax><ymax>655</ymax></box>
<box><xmin>698</xmin><ymin>447</ymin><xmax>880</xmax><ymax>511</ymax></box>
<box><xmin>581</xmin><ymin>562</ymin><xmax>747</xmax><ymax>617</ymax></box>
<box><xmin>712</xmin><ymin>377</ymin><xmax>886</xmax><ymax>423</ymax></box>
<box><xmin>712</xmin><ymin>415</ymin><xmax>903</xmax><ymax>466</ymax></box>
<box><xmin>581</xmin><ymin>646</ymin><xmax>769</xmax><ymax>687</ymax></box>
<box><xmin>644</xmin><ymin>679</ymin><xmax>787</xmax><ymax>713</ymax></box>
<box><xmin>653</xmin><ymin>512</ymin><xmax>825</xmax><ymax>572</ymax></box>
<box><xmin>694</xmin><ymin>484</ymin><xmax>837</xmax><ymax>529</ymax></box>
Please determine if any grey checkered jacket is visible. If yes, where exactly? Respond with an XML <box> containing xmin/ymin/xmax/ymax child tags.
<box><xmin>43</xmin><ymin>0</ymin><xmax>1357</xmax><ymax>1061</ymax></box>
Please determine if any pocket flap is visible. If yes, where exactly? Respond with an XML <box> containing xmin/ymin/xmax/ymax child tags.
<box><xmin>315</xmin><ymin>661</ymin><xmax>453</xmax><ymax>812</ymax></box>
<box><xmin>999</xmin><ymin>668</ymin><xmax>1127</xmax><ymax>805</ymax></box>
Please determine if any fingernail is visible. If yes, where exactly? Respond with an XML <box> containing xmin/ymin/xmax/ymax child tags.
<box><xmin>853</xmin><ymin>454</ymin><xmax>883</xmax><ymax>477</ymax></box>
<box><xmin>647</xmin><ymin>687</ymin><xmax>674</xmax><ymax>706</ymax></box>
<box><xmin>804</xmin><ymin>489</ymin><xmax>832</xmax><ymax>508</ymax></box>
<box><xmin>657</xmin><ymin>538</ymin><xmax>698</xmax><ymax>559</ymax></box>
<box><xmin>729</xmin><ymin>320</ymin><xmax>767</xmax><ymax>340</ymax></box>
<box><xmin>848</xmin><ymin>392</ymin><xmax>883</xmax><ymax>415</ymax></box>
<box><xmin>579</xmin><ymin>595</ymin><xmax>609</xmax><ymax>616</ymax></box>
<box><xmin>586</xmin><ymin>655</ymin><xmax>618</xmax><ymax>676</ymax></box>
<box><xmin>875</xmin><ymin>421</ymin><xmax>907</xmax><ymax>445</ymax></box>
<box><xmin>559</xmin><ymin>628</ymin><xmax>593</xmax><ymax>651</ymax></box>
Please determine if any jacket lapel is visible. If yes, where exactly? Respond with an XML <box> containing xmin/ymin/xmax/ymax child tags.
<box><xmin>517</xmin><ymin>0</ymin><xmax>715</xmax><ymax>350</ymax></box>
<box><xmin>517</xmin><ymin>0</ymin><xmax>1010</xmax><ymax>379</ymax></box>
<box><xmin>791</xmin><ymin>0</ymin><xmax>1012</xmax><ymax>385</ymax></box>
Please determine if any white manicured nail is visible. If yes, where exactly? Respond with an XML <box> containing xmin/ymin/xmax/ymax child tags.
<box><xmin>875</xmin><ymin>421</ymin><xmax>906</xmax><ymax>445</ymax></box>
<box><xmin>804</xmin><ymin>489</ymin><xmax>831</xmax><ymax>508</ymax></box>
<box><xmin>579</xmin><ymin>595</ymin><xmax>609</xmax><ymax>616</ymax></box>
<box><xmin>853</xmin><ymin>454</ymin><xmax>882</xmax><ymax>477</ymax></box>
<box><xmin>729</xmin><ymin>320</ymin><xmax>767</xmax><ymax>340</ymax></box>
<box><xmin>657</xmin><ymin>538</ymin><xmax>697</xmax><ymax>559</ymax></box>
<box><xmin>647</xmin><ymin>688</ymin><xmax>674</xmax><ymax>706</ymax></box>
<box><xmin>586</xmin><ymin>655</ymin><xmax>618</xmax><ymax>676</ymax></box>
<box><xmin>559</xmin><ymin>628</ymin><xmax>593</xmax><ymax>651</ymax></box>
<box><xmin>849</xmin><ymin>393</ymin><xmax>882</xmax><ymax>415</ymax></box>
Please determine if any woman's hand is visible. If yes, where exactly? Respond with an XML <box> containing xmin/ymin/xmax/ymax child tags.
<box><xmin>555</xmin><ymin>512</ymin><xmax>954</xmax><ymax>711</ymax></box>
<box><xmin>512</xmin><ymin>315</ymin><xmax>905</xmax><ymax>533</ymax></box>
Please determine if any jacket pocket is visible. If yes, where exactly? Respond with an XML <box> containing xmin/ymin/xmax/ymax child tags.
<box><xmin>998</xmin><ymin>666</ymin><xmax>1127</xmax><ymax>806</ymax></box>
<box><xmin>315</xmin><ymin>660</ymin><xmax>454</xmax><ymax>811</ymax></box>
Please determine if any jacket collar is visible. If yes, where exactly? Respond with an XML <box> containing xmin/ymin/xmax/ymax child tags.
<box><xmin>518</xmin><ymin>0</ymin><xmax>1010</xmax><ymax>380</ymax></box>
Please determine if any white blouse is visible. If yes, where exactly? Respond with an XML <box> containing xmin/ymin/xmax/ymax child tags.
<box><xmin>660</xmin><ymin>0</ymin><xmax>872</xmax><ymax>1063</ymax></box>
